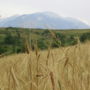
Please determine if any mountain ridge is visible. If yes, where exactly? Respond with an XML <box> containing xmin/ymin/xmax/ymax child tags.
<box><xmin>0</xmin><ymin>12</ymin><xmax>90</xmax><ymax>29</ymax></box>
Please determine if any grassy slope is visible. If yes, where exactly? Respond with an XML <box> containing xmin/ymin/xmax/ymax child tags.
<box><xmin>0</xmin><ymin>42</ymin><xmax>90</xmax><ymax>90</ymax></box>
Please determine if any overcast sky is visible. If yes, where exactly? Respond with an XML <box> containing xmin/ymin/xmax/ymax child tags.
<box><xmin>0</xmin><ymin>0</ymin><xmax>90</xmax><ymax>24</ymax></box>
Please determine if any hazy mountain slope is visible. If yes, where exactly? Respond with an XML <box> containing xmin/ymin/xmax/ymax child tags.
<box><xmin>0</xmin><ymin>12</ymin><xmax>90</xmax><ymax>29</ymax></box>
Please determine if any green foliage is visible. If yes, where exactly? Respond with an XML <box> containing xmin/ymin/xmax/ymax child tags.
<box><xmin>80</xmin><ymin>32</ymin><xmax>90</xmax><ymax>42</ymax></box>
<box><xmin>0</xmin><ymin>46</ymin><xmax>7</xmax><ymax>54</ymax></box>
<box><xmin>0</xmin><ymin>27</ymin><xmax>90</xmax><ymax>54</ymax></box>
<box><xmin>56</xmin><ymin>33</ymin><xmax>77</xmax><ymax>46</ymax></box>
<box><xmin>37</xmin><ymin>39</ymin><xmax>48</xmax><ymax>49</ymax></box>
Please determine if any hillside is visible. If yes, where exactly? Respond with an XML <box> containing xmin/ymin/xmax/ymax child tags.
<box><xmin>0</xmin><ymin>12</ymin><xmax>90</xmax><ymax>29</ymax></box>
<box><xmin>0</xmin><ymin>42</ymin><xmax>90</xmax><ymax>90</ymax></box>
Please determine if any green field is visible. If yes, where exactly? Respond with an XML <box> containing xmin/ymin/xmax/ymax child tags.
<box><xmin>0</xmin><ymin>27</ymin><xmax>90</xmax><ymax>55</ymax></box>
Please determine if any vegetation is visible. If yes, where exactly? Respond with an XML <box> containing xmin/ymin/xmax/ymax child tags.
<box><xmin>0</xmin><ymin>27</ymin><xmax>90</xmax><ymax>90</ymax></box>
<box><xmin>0</xmin><ymin>27</ymin><xmax>90</xmax><ymax>55</ymax></box>
<box><xmin>80</xmin><ymin>32</ymin><xmax>90</xmax><ymax>42</ymax></box>
<box><xmin>0</xmin><ymin>42</ymin><xmax>90</xmax><ymax>90</ymax></box>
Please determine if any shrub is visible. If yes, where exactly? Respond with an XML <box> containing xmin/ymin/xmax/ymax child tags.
<box><xmin>37</xmin><ymin>39</ymin><xmax>47</xmax><ymax>50</ymax></box>
<box><xmin>80</xmin><ymin>32</ymin><xmax>90</xmax><ymax>42</ymax></box>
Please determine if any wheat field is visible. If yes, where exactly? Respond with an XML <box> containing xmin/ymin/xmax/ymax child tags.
<box><xmin>0</xmin><ymin>42</ymin><xmax>90</xmax><ymax>90</ymax></box>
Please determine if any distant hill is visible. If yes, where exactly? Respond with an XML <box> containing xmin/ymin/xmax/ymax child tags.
<box><xmin>0</xmin><ymin>12</ymin><xmax>90</xmax><ymax>29</ymax></box>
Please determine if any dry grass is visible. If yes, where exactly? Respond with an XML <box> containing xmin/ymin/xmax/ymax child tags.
<box><xmin>0</xmin><ymin>42</ymin><xmax>90</xmax><ymax>90</ymax></box>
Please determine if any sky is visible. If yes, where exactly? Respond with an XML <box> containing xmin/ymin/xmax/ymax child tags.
<box><xmin>0</xmin><ymin>0</ymin><xmax>90</xmax><ymax>24</ymax></box>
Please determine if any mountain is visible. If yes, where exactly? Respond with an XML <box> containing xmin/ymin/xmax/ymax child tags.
<box><xmin>0</xmin><ymin>12</ymin><xmax>90</xmax><ymax>29</ymax></box>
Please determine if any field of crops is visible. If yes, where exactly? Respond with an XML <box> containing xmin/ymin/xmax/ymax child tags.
<box><xmin>0</xmin><ymin>42</ymin><xmax>90</xmax><ymax>90</ymax></box>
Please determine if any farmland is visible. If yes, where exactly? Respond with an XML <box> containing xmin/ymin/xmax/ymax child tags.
<box><xmin>0</xmin><ymin>41</ymin><xmax>90</xmax><ymax>90</ymax></box>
